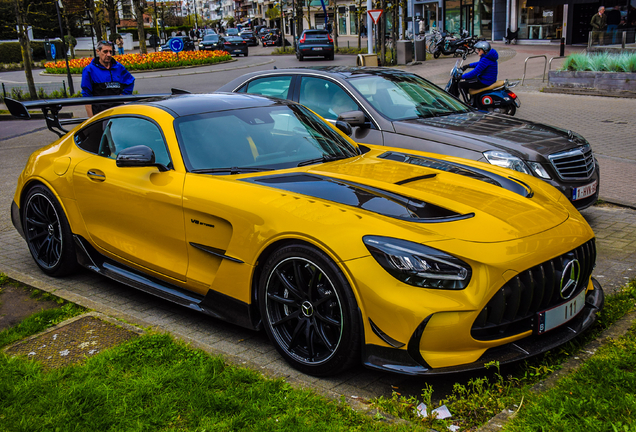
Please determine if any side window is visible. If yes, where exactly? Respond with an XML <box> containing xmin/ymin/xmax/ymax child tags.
<box><xmin>97</xmin><ymin>117</ymin><xmax>171</xmax><ymax>167</ymax></box>
<box><xmin>74</xmin><ymin>120</ymin><xmax>105</xmax><ymax>154</ymax></box>
<box><xmin>243</xmin><ymin>76</ymin><xmax>293</xmax><ymax>100</ymax></box>
<box><xmin>298</xmin><ymin>77</ymin><xmax>359</xmax><ymax>120</ymax></box>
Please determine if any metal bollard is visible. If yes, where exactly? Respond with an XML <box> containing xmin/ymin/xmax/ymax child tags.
<box><xmin>63</xmin><ymin>80</ymin><xmax>67</xmax><ymax>98</ymax></box>
<box><xmin>2</xmin><ymin>82</ymin><xmax>6</xmax><ymax>99</ymax></box>
<box><xmin>560</xmin><ymin>38</ymin><xmax>565</xmax><ymax>57</ymax></box>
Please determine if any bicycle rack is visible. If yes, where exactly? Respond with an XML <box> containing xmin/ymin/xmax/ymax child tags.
<box><xmin>548</xmin><ymin>56</ymin><xmax>566</xmax><ymax>72</ymax></box>
<box><xmin>521</xmin><ymin>55</ymin><xmax>547</xmax><ymax>86</ymax></box>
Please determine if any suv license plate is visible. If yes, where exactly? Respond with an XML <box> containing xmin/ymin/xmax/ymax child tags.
<box><xmin>312</xmin><ymin>47</ymin><xmax>322</xmax><ymax>51</ymax></box>
<box><xmin>537</xmin><ymin>289</ymin><xmax>586</xmax><ymax>334</ymax></box>
<box><xmin>572</xmin><ymin>180</ymin><xmax>597</xmax><ymax>201</ymax></box>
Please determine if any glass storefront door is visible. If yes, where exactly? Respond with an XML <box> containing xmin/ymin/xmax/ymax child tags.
<box><xmin>518</xmin><ymin>0</ymin><xmax>564</xmax><ymax>40</ymax></box>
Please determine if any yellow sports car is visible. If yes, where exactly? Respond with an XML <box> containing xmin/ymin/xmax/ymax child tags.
<box><xmin>8</xmin><ymin>93</ymin><xmax>604</xmax><ymax>377</ymax></box>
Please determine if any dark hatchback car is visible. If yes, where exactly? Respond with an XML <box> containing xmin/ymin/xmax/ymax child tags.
<box><xmin>158</xmin><ymin>36</ymin><xmax>195</xmax><ymax>52</ymax></box>
<box><xmin>220</xmin><ymin>35</ymin><xmax>248</xmax><ymax>56</ymax></box>
<box><xmin>296</xmin><ymin>29</ymin><xmax>334</xmax><ymax>61</ymax></box>
<box><xmin>199</xmin><ymin>34</ymin><xmax>222</xmax><ymax>51</ymax></box>
<box><xmin>218</xmin><ymin>67</ymin><xmax>600</xmax><ymax>210</ymax></box>
<box><xmin>239</xmin><ymin>30</ymin><xmax>258</xmax><ymax>46</ymax></box>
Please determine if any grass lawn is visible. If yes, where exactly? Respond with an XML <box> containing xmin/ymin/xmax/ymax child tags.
<box><xmin>1</xmin><ymin>272</ymin><xmax>635</xmax><ymax>431</ymax></box>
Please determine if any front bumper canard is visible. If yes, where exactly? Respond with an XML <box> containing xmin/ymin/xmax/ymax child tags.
<box><xmin>362</xmin><ymin>278</ymin><xmax>604</xmax><ymax>376</ymax></box>
<box><xmin>11</xmin><ymin>200</ymin><xmax>25</xmax><ymax>240</ymax></box>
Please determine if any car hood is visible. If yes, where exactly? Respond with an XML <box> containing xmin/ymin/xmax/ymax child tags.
<box><xmin>242</xmin><ymin>149</ymin><xmax>571</xmax><ymax>243</ymax></box>
<box><xmin>392</xmin><ymin>112</ymin><xmax>585</xmax><ymax>160</ymax></box>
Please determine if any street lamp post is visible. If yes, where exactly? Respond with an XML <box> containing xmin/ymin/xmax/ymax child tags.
<box><xmin>55</xmin><ymin>0</ymin><xmax>74</xmax><ymax>96</ymax></box>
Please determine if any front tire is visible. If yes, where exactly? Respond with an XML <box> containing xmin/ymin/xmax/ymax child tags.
<box><xmin>23</xmin><ymin>185</ymin><xmax>77</xmax><ymax>276</ymax></box>
<box><xmin>258</xmin><ymin>243</ymin><xmax>361</xmax><ymax>376</ymax></box>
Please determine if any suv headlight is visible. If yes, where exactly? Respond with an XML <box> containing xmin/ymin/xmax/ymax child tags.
<box><xmin>363</xmin><ymin>236</ymin><xmax>472</xmax><ymax>290</ymax></box>
<box><xmin>483</xmin><ymin>150</ymin><xmax>532</xmax><ymax>176</ymax></box>
<box><xmin>526</xmin><ymin>161</ymin><xmax>551</xmax><ymax>179</ymax></box>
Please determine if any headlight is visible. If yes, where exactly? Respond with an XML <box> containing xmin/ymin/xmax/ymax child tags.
<box><xmin>363</xmin><ymin>236</ymin><xmax>472</xmax><ymax>290</ymax></box>
<box><xmin>483</xmin><ymin>150</ymin><xmax>532</xmax><ymax>176</ymax></box>
<box><xmin>526</xmin><ymin>161</ymin><xmax>551</xmax><ymax>179</ymax></box>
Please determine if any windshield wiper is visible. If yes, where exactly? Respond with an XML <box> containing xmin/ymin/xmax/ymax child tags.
<box><xmin>191</xmin><ymin>167</ymin><xmax>273</xmax><ymax>174</ymax></box>
<box><xmin>297</xmin><ymin>154</ymin><xmax>350</xmax><ymax>167</ymax></box>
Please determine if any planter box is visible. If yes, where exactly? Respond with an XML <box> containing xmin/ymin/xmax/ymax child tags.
<box><xmin>548</xmin><ymin>70</ymin><xmax>636</xmax><ymax>93</ymax></box>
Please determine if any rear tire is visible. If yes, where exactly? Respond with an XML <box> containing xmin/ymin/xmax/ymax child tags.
<box><xmin>258</xmin><ymin>243</ymin><xmax>361</xmax><ymax>376</ymax></box>
<box><xmin>23</xmin><ymin>185</ymin><xmax>78</xmax><ymax>277</ymax></box>
<box><xmin>434</xmin><ymin>51</ymin><xmax>441</xmax><ymax>59</ymax></box>
<box><xmin>298</xmin><ymin>53</ymin><xmax>304</xmax><ymax>61</ymax></box>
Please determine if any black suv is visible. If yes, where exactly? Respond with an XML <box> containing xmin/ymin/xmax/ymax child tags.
<box><xmin>296</xmin><ymin>29</ymin><xmax>334</xmax><ymax>61</ymax></box>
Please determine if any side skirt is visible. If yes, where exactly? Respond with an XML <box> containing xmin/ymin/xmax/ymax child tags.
<box><xmin>73</xmin><ymin>235</ymin><xmax>258</xmax><ymax>330</ymax></box>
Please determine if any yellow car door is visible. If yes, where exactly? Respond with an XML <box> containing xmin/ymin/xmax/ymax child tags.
<box><xmin>72</xmin><ymin>116</ymin><xmax>188</xmax><ymax>281</ymax></box>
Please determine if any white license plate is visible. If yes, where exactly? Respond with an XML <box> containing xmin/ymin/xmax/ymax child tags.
<box><xmin>572</xmin><ymin>180</ymin><xmax>597</xmax><ymax>201</ymax></box>
<box><xmin>537</xmin><ymin>289</ymin><xmax>586</xmax><ymax>334</ymax></box>
<box><xmin>312</xmin><ymin>47</ymin><xmax>322</xmax><ymax>51</ymax></box>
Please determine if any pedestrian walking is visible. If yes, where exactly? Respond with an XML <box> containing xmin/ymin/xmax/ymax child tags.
<box><xmin>590</xmin><ymin>6</ymin><xmax>607</xmax><ymax>45</ymax></box>
<box><xmin>81</xmin><ymin>40</ymin><xmax>135</xmax><ymax>117</ymax></box>
<box><xmin>115</xmin><ymin>35</ymin><xmax>124</xmax><ymax>55</ymax></box>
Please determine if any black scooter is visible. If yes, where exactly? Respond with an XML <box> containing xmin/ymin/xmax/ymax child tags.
<box><xmin>445</xmin><ymin>60</ymin><xmax>520</xmax><ymax>116</ymax></box>
<box><xmin>431</xmin><ymin>29</ymin><xmax>474</xmax><ymax>59</ymax></box>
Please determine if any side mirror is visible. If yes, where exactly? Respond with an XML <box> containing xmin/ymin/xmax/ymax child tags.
<box><xmin>116</xmin><ymin>145</ymin><xmax>168</xmax><ymax>171</ymax></box>
<box><xmin>335</xmin><ymin>120</ymin><xmax>352</xmax><ymax>136</ymax></box>
<box><xmin>337</xmin><ymin>110</ymin><xmax>367</xmax><ymax>127</ymax></box>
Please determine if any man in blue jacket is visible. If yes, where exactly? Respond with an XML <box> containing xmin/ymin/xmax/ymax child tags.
<box><xmin>81</xmin><ymin>40</ymin><xmax>135</xmax><ymax>116</ymax></box>
<box><xmin>458</xmin><ymin>41</ymin><xmax>498</xmax><ymax>102</ymax></box>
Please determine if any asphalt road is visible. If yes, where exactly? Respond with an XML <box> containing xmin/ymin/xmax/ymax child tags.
<box><xmin>1</xmin><ymin>47</ymin><xmax>635</xmax><ymax>404</ymax></box>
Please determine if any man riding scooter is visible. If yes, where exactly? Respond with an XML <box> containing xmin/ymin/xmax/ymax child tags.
<box><xmin>458</xmin><ymin>41</ymin><xmax>498</xmax><ymax>102</ymax></box>
<box><xmin>445</xmin><ymin>40</ymin><xmax>519</xmax><ymax>115</ymax></box>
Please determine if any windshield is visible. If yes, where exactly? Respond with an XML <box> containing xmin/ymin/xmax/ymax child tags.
<box><xmin>175</xmin><ymin>105</ymin><xmax>359</xmax><ymax>173</ymax></box>
<box><xmin>203</xmin><ymin>35</ymin><xmax>218</xmax><ymax>42</ymax></box>
<box><xmin>348</xmin><ymin>73</ymin><xmax>471</xmax><ymax>121</ymax></box>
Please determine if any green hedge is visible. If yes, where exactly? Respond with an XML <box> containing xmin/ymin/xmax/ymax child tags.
<box><xmin>0</xmin><ymin>40</ymin><xmax>65</xmax><ymax>63</ymax></box>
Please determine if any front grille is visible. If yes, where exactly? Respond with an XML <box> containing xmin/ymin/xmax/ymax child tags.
<box><xmin>471</xmin><ymin>239</ymin><xmax>596</xmax><ymax>341</ymax></box>
<box><xmin>548</xmin><ymin>145</ymin><xmax>595</xmax><ymax>181</ymax></box>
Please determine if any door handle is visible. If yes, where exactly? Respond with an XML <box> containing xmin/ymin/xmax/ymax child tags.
<box><xmin>87</xmin><ymin>169</ymin><xmax>106</xmax><ymax>181</ymax></box>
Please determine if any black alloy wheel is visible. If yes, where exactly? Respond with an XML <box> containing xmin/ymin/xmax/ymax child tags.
<box><xmin>259</xmin><ymin>244</ymin><xmax>360</xmax><ymax>376</ymax></box>
<box><xmin>23</xmin><ymin>185</ymin><xmax>77</xmax><ymax>276</ymax></box>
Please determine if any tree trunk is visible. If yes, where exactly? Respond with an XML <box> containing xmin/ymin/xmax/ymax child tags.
<box><xmin>306</xmin><ymin>0</ymin><xmax>310</xmax><ymax>29</ymax></box>
<box><xmin>87</xmin><ymin>0</ymin><xmax>103</xmax><ymax>42</ymax></box>
<box><xmin>357</xmin><ymin>0</ymin><xmax>361</xmax><ymax>49</ymax></box>
<box><xmin>380</xmin><ymin>0</ymin><xmax>385</xmax><ymax>64</ymax></box>
<box><xmin>63</xmin><ymin>11</ymin><xmax>75</xmax><ymax>58</ymax></box>
<box><xmin>334</xmin><ymin>3</ymin><xmax>338</xmax><ymax>51</ymax></box>
<box><xmin>106</xmin><ymin>0</ymin><xmax>118</xmax><ymax>37</ymax></box>
<box><xmin>13</xmin><ymin>0</ymin><xmax>37</xmax><ymax>99</ymax></box>
<box><xmin>400</xmin><ymin>0</ymin><xmax>406</xmax><ymax>40</ymax></box>
<box><xmin>133</xmin><ymin>0</ymin><xmax>147</xmax><ymax>53</ymax></box>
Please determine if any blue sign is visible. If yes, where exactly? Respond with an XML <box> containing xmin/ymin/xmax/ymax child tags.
<box><xmin>169</xmin><ymin>37</ymin><xmax>184</xmax><ymax>53</ymax></box>
<box><xmin>50</xmin><ymin>43</ymin><xmax>56</xmax><ymax>59</ymax></box>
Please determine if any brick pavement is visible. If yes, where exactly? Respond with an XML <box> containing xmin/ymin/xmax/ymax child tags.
<box><xmin>1</xmin><ymin>46</ymin><xmax>635</xmax><ymax>403</ymax></box>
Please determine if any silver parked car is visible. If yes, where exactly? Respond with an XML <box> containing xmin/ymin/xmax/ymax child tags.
<box><xmin>217</xmin><ymin>67</ymin><xmax>599</xmax><ymax>210</ymax></box>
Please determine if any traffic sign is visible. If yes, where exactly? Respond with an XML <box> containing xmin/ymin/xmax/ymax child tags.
<box><xmin>368</xmin><ymin>9</ymin><xmax>383</xmax><ymax>24</ymax></box>
<box><xmin>169</xmin><ymin>37</ymin><xmax>184</xmax><ymax>53</ymax></box>
<box><xmin>50</xmin><ymin>43</ymin><xmax>56</xmax><ymax>60</ymax></box>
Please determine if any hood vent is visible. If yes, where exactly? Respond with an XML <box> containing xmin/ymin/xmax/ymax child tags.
<box><xmin>243</xmin><ymin>173</ymin><xmax>474</xmax><ymax>223</ymax></box>
<box><xmin>379</xmin><ymin>152</ymin><xmax>532</xmax><ymax>198</ymax></box>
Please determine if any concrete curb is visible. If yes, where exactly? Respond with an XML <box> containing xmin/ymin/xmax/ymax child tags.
<box><xmin>542</xmin><ymin>87</ymin><xmax>636</xmax><ymax>98</ymax></box>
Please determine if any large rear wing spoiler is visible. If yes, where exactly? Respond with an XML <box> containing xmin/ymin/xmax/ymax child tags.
<box><xmin>5</xmin><ymin>88</ymin><xmax>190</xmax><ymax>137</ymax></box>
